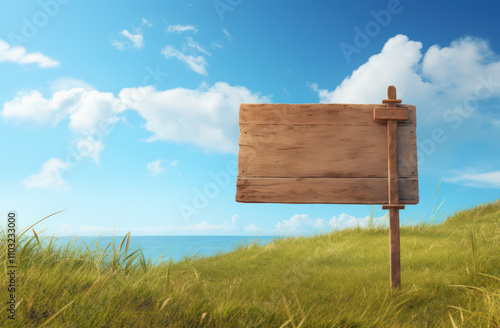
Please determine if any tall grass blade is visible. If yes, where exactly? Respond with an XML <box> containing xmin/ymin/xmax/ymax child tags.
<box><xmin>38</xmin><ymin>300</ymin><xmax>75</xmax><ymax>328</ymax></box>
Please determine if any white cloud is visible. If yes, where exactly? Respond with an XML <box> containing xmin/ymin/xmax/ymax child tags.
<box><xmin>275</xmin><ymin>214</ymin><xmax>326</xmax><ymax>235</ymax></box>
<box><xmin>2</xmin><ymin>88</ymin><xmax>124</xmax><ymax>134</ymax></box>
<box><xmin>112</xmin><ymin>40</ymin><xmax>127</xmax><ymax>51</ymax></box>
<box><xmin>0</xmin><ymin>39</ymin><xmax>59</xmax><ymax>68</ymax></box>
<box><xmin>493</xmin><ymin>119</ymin><xmax>500</xmax><ymax>126</ymax></box>
<box><xmin>245</xmin><ymin>223</ymin><xmax>261</xmax><ymax>233</ymax></box>
<box><xmin>161</xmin><ymin>45</ymin><xmax>208</xmax><ymax>75</ymax></box>
<box><xmin>147</xmin><ymin>159</ymin><xmax>166</xmax><ymax>176</ymax></box>
<box><xmin>67</xmin><ymin>90</ymin><xmax>123</xmax><ymax>134</ymax></box>
<box><xmin>2</xmin><ymin>89</ymin><xmax>82</xmax><ymax>125</ymax></box>
<box><xmin>167</xmin><ymin>24</ymin><xmax>198</xmax><ymax>33</ymax></box>
<box><xmin>76</xmin><ymin>137</ymin><xmax>105</xmax><ymax>164</ymax></box>
<box><xmin>274</xmin><ymin>213</ymin><xmax>376</xmax><ymax>235</ymax></box>
<box><xmin>422</xmin><ymin>37</ymin><xmax>495</xmax><ymax>97</ymax></box>
<box><xmin>5</xmin><ymin>87</ymin><xmax>121</xmax><ymax>189</ymax></box>
<box><xmin>329</xmin><ymin>213</ymin><xmax>370</xmax><ymax>229</ymax></box>
<box><xmin>169</xmin><ymin>160</ymin><xmax>179</xmax><ymax>167</ymax></box>
<box><xmin>50</xmin><ymin>78</ymin><xmax>95</xmax><ymax>93</ymax></box>
<box><xmin>446</xmin><ymin>170</ymin><xmax>500</xmax><ymax>188</ymax></box>
<box><xmin>3</xmin><ymin>82</ymin><xmax>267</xmax><ymax>154</ymax></box>
<box><xmin>142</xmin><ymin>18</ymin><xmax>153</xmax><ymax>27</ymax></box>
<box><xmin>121</xmin><ymin>30</ymin><xmax>144</xmax><ymax>49</ymax></box>
<box><xmin>162</xmin><ymin>37</ymin><xmax>212</xmax><ymax>74</ymax></box>
<box><xmin>222</xmin><ymin>28</ymin><xmax>232</xmax><ymax>42</ymax></box>
<box><xmin>311</xmin><ymin>35</ymin><xmax>500</xmax><ymax>121</ymax></box>
<box><xmin>186</xmin><ymin>37</ymin><xmax>211</xmax><ymax>55</ymax></box>
<box><xmin>112</xmin><ymin>29</ymin><xmax>144</xmax><ymax>50</ymax></box>
<box><xmin>119</xmin><ymin>82</ymin><xmax>270</xmax><ymax>153</ymax></box>
<box><xmin>23</xmin><ymin>158</ymin><xmax>70</xmax><ymax>191</ymax></box>
<box><xmin>311</xmin><ymin>35</ymin><xmax>431</xmax><ymax>105</ymax></box>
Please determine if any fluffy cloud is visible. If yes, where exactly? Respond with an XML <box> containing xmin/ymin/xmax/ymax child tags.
<box><xmin>121</xmin><ymin>30</ymin><xmax>144</xmax><ymax>49</ymax></box>
<box><xmin>422</xmin><ymin>38</ymin><xmax>496</xmax><ymax>96</ymax></box>
<box><xmin>3</xmin><ymin>81</ymin><xmax>266</xmax><ymax>190</ymax></box>
<box><xmin>245</xmin><ymin>223</ymin><xmax>261</xmax><ymax>233</ymax></box>
<box><xmin>161</xmin><ymin>45</ymin><xmax>208</xmax><ymax>75</ymax></box>
<box><xmin>445</xmin><ymin>170</ymin><xmax>500</xmax><ymax>188</ymax></box>
<box><xmin>274</xmin><ymin>213</ymin><xmax>377</xmax><ymax>235</ymax></box>
<box><xmin>166</xmin><ymin>24</ymin><xmax>198</xmax><ymax>33</ymax></box>
<box><xmin>3</xmin><ymin>81</ymin><xmax>267</xmax><ymax>154</ymax></box>
<box><xmin>23</xmin><ymin>158</ymin><xmax>70</xmax><ymax>191</ymax></box>
<box><xmin>4</xmin><ymin>87</ymin><xmax>120</xmax><ymax>189</ymax></box>
<box><xmin>311</xmin><ymin>35</ymin><xmax>500</xmax><ymax>120</ymax></box>
<box><xmin>67</xmin><ymin>90</ymin><xmax>123</xmax><ymax>134</ymax></box>
<box><xmin>147</xmin><ymin>159</ymin><xmax>166</xmax><ymax>176</ymax></box>
<box><xmin>75</xmin><ymin>137</ymin><xmax>105</xmax><ymax>164</ymax></box>
<box><xmin>0</xmin><ymin>39</ymin><xmax>59</xmax><ymax>68</ymax></box>
<box><xmin>2</xmin><ymin>88</ymin><xmax>124</xmax><ymax>134</ymax></box>
<box><xmin>112</xmin><ymin>30</ymin><xmax>144</xmax><ymax>50</ymax></box>
<box><xmin>50</xmin><ymin>78</ymin><xmax>95</xmax><ymax>93</ymax></box>
<box><xmin>329</xmin><ymin>213</ymin><xmax>370</xmax><ymax>229</ymax></box>
<box><xmin>275</xmin><ymin>214</ymin><xmax>327</xmax><ymax>234</ymax></box>
<box><xmin>119</xmin><ymin>82</ymin><xmax>269</xmax><ymax>153</ymax></box>
<box><xmin>2</xmin><ymin>89</ymin><xmax>81</xmax><ymax>125</ymax></box>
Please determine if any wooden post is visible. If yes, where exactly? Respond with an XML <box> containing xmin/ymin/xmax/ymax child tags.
<box><xmin>374</xmin><ymin>86</ymin><xmax>408</xmax><ymax>289</ymax></box>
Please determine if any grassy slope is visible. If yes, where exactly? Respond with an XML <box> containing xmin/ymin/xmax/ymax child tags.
<box><xmin>1</xmin><ymin>200</ymin><xmax>499</xmax><ymax>327</ymax></box>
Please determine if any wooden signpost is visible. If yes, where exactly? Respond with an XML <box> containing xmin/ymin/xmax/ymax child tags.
<box><xmin>236</xmin><ymin>86</ymin><xmax>419</xmax><ymax>288</ymax></box>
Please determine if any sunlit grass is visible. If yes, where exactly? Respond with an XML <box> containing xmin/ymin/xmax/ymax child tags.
<box><xmin>1</xmin><ymin>199</ymin><xmax>499</xmax><ymax>327</ymax></box>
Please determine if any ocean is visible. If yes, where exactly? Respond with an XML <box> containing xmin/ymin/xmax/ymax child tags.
<box><xmin>50</xmin><ymin>235</ymin><xmax>277</xmax><ymax>264</ymax></box>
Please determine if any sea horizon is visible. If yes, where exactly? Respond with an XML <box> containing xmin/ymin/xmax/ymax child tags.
<box><xmin>45</xmin><ymin>235</ymin><xmax>279</xmax><ymax>264</ymax></box>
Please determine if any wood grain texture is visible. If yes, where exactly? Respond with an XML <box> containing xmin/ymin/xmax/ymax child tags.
<box><xmin>237</xmin><ymin>102</ymin><xmax>419</xmax><ymax>205</ymax></box>
<box><xmin>238</xmin><ymin>124</ymin><xmax>417</xmax><ymax>178</ymax></box>
<box><xmin>389</xmin><ymin>207</ymin><xmax>401</xmax><ymax>288</ymax></box>
<box><xmin>387</xmin><ymin>120</ymin><xmax>400</xmax><ymax>204</ymax></box>
<box><xmin>374</xmin><ymin>108</ymin><xmax>408</xmax><ymax>122</ymax></box>
<box><xmin>240</xmin><ymin>103</ymin><xmax>416</xmax><ymax>125</ymax></box>
<box><xmin>236</xmin><ymin>178</ymin><xmax>418</xmax><ymax>204</ymax></box>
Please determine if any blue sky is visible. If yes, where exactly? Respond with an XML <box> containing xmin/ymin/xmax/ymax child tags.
<box><xmin>0</xmin><ymin>0</ymin><xmax>499</xmax><ymax>236</ymax></box>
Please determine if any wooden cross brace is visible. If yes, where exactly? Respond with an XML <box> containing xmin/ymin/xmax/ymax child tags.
<box><xmin>374</xmin><ymin>86</ymin><xmax>408</xmax><ymax>289</ymax></box>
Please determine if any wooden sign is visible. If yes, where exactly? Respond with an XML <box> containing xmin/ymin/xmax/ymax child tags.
<box><xmin>236</xmin><ymin>86</ymin><xmax>419</xmax><ymax>289</ymax></box>
<box><xmin>236</xmin><ymin>99</ymin><xmax>418</xmax><ymax>205</ymax></box>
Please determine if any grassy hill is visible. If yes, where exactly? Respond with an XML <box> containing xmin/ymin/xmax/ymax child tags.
<box><xmin>1</xmin><ymin>200</ymin><xmax>499</xmax><ymax>327</ymax></box>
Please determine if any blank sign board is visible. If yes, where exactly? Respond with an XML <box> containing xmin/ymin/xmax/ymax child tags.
<box><xmin>236</xmin><ymin>103</ymin><xmax>419</xmax><ymax>204</ymax></box>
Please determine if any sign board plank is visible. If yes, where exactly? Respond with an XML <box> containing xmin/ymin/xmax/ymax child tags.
<box><xmin>240</xmin><ymin>103</ymin><xmax>416</xmax><ymax>125</ymax></box>
<box><xmin>237</xmin><ymin>177</ymin><xmax>418</xmax><ymax>204</ymax></box>
<box><xmin>236</xmin><ymin>103</ymin><xmax>419</xmax><ymax>204</ymax></box>
<box><xmin>239</xmin><ymin>124</ymin><xmax>416</xmax><ymax>178</ymax></box>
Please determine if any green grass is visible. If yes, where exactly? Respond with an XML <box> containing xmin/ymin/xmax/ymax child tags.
<box><xmin>1</xmin><ymin>200</ymin><xmax>500</xmax><ymax>327</ymax></box>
